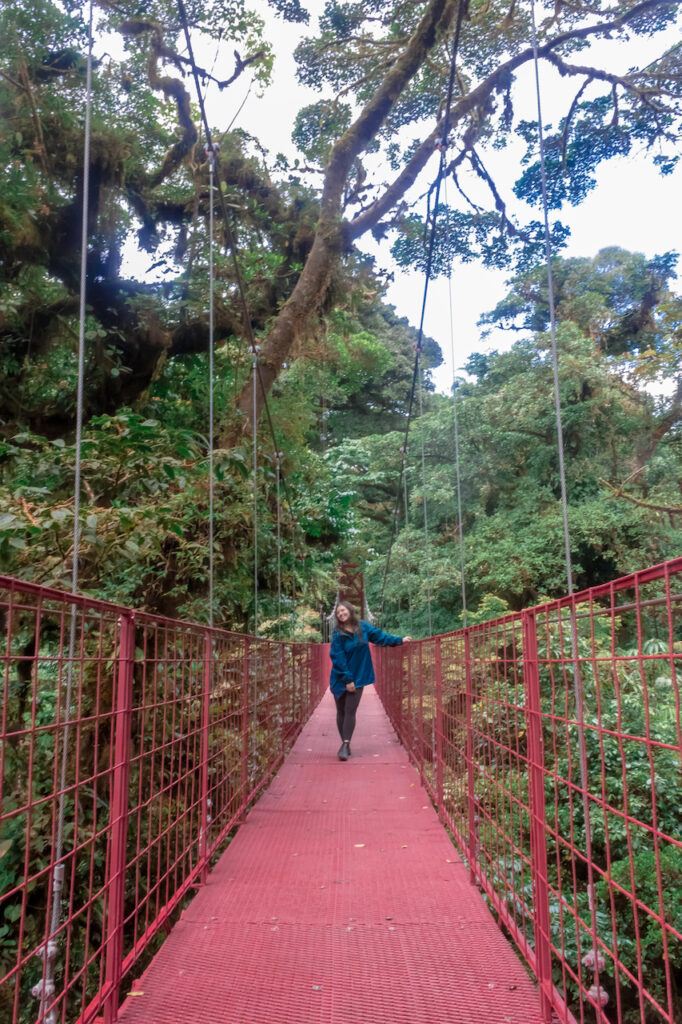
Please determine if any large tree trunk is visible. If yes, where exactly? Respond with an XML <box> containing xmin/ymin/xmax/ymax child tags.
<box><xmin>226</xmin><ymin>224</ymin><xmax>340</xmax><ymax>440</ymax></box>
<box><xmin>225</xmin><ymin>0</ymin><xmax>457</xmax><ymax>444</ymax></box>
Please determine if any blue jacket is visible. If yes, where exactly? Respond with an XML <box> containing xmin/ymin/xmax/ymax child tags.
<box><xmin>329</xmin><ymin>620</ymin><xmax>403</xmax><ymax>698</ymax></box>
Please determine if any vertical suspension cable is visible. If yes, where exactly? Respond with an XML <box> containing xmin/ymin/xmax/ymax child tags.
<box><xmin>402</xmin><ymin>457</ymin><xmax>413</xmax><ymax>623</ymax></box>
<box><xmin>451</xmin><ymin>374</ymin><xmax>467</xmax><ymax>625</ymax></box>
<box><xmin>378</xmin><ymin>0</ymin><xmax>467</xmax><ymax>625</ymax></box>
<box><xmin>250</xmin><ymin>354</ymin><xmax>258</xmax><ymax>776</ymax></box>
<box><xmin>177</xmin><ymin>0</ymin><xmax>301</xmax><ymax>640</ymax></box>
<box><xmin>529</xmin><ymin>0</ymin><xmax>602</xmax><ymax>1006</ymax></box>
<box><xmin>38</xmin><ymin>5</ymin><xmax>94</xmax><ymax>1022</ymax></box>
<box><xmin>402</xmin><ymin>460</ymin><xmax>410</xmax><ymax>527</ymax></box>
<box><xmin>252</xmin><ymin>352</ymin><xmax>259</xmax><ymax>636</ymax></box>
<box><xmin>290</xmin><ymin>525</ymin><xmax>298</xmax><ymax>637</ymax></box>
<box><xmin>276</xmin><ymin>452</ymin><xmax>282</xmax><ymax>639</ymax></box>
<box><xmin>443</xmin><ymin>179</ymin><xmax>468</xmax><ymax>625</ymax></box>
<box><xmin>207</xmin><ymin>145</ymin><xmax>216</xmax><ymax>628</ymax></box>
<box><xmin>417</xmin><ymin>370</ymin><xmax>433</xmax><ymax>635</ymax></box>
<box><xmin>530</xmin><ymin>6</ymin><xmax>573</xmax><ymax>596</ymax></box>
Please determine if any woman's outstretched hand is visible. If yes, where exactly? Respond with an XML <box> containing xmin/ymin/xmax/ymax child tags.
<box><xmin>403</xmin><ymin>636</ymin><xmax>412</xmax><ymax>642</ymax></box>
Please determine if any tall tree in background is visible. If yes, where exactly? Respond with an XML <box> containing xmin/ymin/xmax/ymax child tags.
<box><xmin>234</xmin><ymin>0</ymin><xmax>682</xmax><ymax>431</ymax></box>
<box><xmin>347</xmin><ymin>248</ymin><xmax>682</xmax><ymax>633</ymax></box>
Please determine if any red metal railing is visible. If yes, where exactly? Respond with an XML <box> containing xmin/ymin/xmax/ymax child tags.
<box><xmin>0</xmin><ymin>576</ymin><xmax>326</xmax><ymax>1024</ymax></box>
<box><xmin>376</xmin><ymin>557</ymin><xmax>682</xmax><ymax>1024</ymax></box>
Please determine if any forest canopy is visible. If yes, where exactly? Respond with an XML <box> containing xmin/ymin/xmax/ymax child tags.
<box><xmin>0</xmin><ymin>0</ymin><xmax>680</xmax><ymax>633</ymax></box>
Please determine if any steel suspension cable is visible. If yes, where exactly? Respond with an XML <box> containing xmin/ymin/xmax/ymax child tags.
<box><xmin>207</xmin><ymin>145</ymin><xmax>217</xmax><ymax>627</ymax></box>
<box><xmin>450</xmin><ymin>345</ymin><xmax>468</xmax><ymax>627</ymax></box>
<box><xmin>177</xmin><ymin>0</ymin><xmax>306</xmax><ymax>634</ymax></box>
<box><xmin>38</xmin><ymin>5</ymin><xmax>95</xmax><ymax>1021</ymax></box>
<box><xmin>176</xmin><ymin>0</ymin><xmax>300</xmax><ymax>537</ymax></box>
<box><xmin>417</xmin><ymin>369</ymin><xmax>434</xmax><ymax>635</ymax></box>
<box><xmin>251</xmin><ymin>355</ymin><xmax>258</xmax><ymax>771</ymax></box>
<box><xmin>402</xmin><ymin>462</ymin><xmax>413</xmax><ymax>623</ymax></box>
<box><xmin>276</xmin><ymin>452</ymin><xmax>282</xmax><ymax>639</ymax></box>
<box><xmin>443</xmin><ymin>178</ymin><xmax>468</xmax><ymax>626</ymax></box>
<box><xmin>378</xmin><ymin>0</ymin><xmax>467</xmax><ymax>626</ymax></box>
<box><xmin>529</xmin><ymin>0</ymin><xmax>602</xmax><ymax>1006</ymax></box>
<box><xmin>252</xmin><ymin>352</ymin><xmax>259</xmax><ymax>636</ymax></box>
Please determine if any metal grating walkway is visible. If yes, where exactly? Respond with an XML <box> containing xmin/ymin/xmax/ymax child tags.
<box><xmin>117</xmin><ymin>688</ymin><xmax>544</xmax><ymax>1024</ymax></box>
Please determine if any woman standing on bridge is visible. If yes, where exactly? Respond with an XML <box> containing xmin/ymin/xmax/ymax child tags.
<box><xmin>330</xmin><ymin>601</ymin><xmax>410</xmax><ymax>761</ymax></box>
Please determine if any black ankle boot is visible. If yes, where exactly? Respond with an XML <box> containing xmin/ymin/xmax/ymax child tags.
<box><xmin>338</xmin><ymin>741</ymin><xmax>350</xmax><ymax>761</ymax></box>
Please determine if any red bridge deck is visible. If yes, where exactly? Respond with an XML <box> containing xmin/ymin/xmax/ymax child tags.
<box><xmin>118</xmin><ymin>688</ymin><xmax>543</xmax><ymax>1024</ymax></box>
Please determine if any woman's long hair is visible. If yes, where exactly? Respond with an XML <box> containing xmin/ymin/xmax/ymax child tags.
<box><xmin>334</xmin><ymin>600</ymin><xmax>363</xmax><ymax>636</ymax></box>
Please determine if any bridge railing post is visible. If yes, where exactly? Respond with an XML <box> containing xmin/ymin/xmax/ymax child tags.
<box><xmin>307</xmin><ymin>644</ymin><xmax>312</xmax><ymax>711</ymax></box>
<box><xmin>418</xmin><ymin>643</ymin><xmax>425</xmax><ymax>783</ymax></box>
<box><xmin>279</xmin><ymin>644</ymin><xmax>286</xmax><ymax>755</ymax></box>
<box><xmin>241</xmin><ymin>637</ymin><xmax>250</xmax><ymax>805</ymax></box>
<box><xmin>522</xmin><ymin>609</ymin><xmax>554</xmax><ymax>1024</ymax></box>
<box><xmin>434</xmin><ymin>637</ymin><xmax>444</xmax><ymax>820</ymax></box>
<box><xmin>406</xmin><ymin>646</ymin><xmax>413</xmax><ymax>757</ymax></box>
<box><xmin>464</xmin><ymin>628</ymin><xmax>477</xmax><ymax>884</ymax></box>
<box><xmin>103</xmin><ymin>612</ymin><xmax>135</xmax><ymax>1024</ymax></box>
<box><xmin>199</xmin><ymin>631</ymin><xmax>212</xmax><ymax>883</ymax></box>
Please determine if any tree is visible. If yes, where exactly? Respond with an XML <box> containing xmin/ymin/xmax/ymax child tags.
<box><xmin>328</xmin><ymin>250</ymin><xmax>682</xmax><ymax>634</ymax></box>
<box><xmin>1</xmin><ymin>0</ymin><xmax>310</xmax><ymax>433</ymax></box>
<box><xmin>1</xmin><ymin>0</ymin><xmax>680</xmax><ymax>441</ymax></box>
<box><xmin>479</xmin><ymin>246</ymin><xmax>682</xmax><ymax>497</ymax></box>
<box><xmin>233</xmin><ymin>0</ymin><xmax>681</xmax><ymax>431</ymax></box>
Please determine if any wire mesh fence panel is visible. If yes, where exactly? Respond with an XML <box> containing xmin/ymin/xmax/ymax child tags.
<box><xmin>416</xmin><ymin>639</ymin><xmax>436</xmax><ymax>798</ymax></box>
<box><xmin>206</xmin><ymin>632</ymin><xmax>251</xmax><ymax>856</ymax></box>
<box><xmin>121</xmin><ymin>616</ymin><xmax>207</xmax><ymax>971</ymax></box>
<box><xmin>468</xmin><ymin>613</ymin><xmax>536</xmax><ymax>959</ymax></box>
<box><xmin>0</xmin><ymin>582</ymin><xmax>123</xmax><ymax>1024</ymax></box>
<box><xmin>532</xmin><ymin>569</ymin><xmax>682</xmax><ymax>1024</ymax></box>
<box><xmin>439</xmin><ymin>632</ymin><xmax>469</xmax><ymax>852</ymax></box>
<box><xmin>0</xmin><ymin>577</ymin><xmax>325</xmax><ymax>1024</ymax></box>
<box><xmin>376</xmin><ymin>557</ymin><xmax>682</xmax><ymax>1024</ymax></box>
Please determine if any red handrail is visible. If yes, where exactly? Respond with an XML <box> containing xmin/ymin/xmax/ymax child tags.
<box><xmin>375</xmin><ymin>557</ymin><xmax>682</xmax><ymax>1024</ymax></box>
<box><xmin>0</xmin><ymin>577</ymin><xmax>327</xmax><ymax>1024</ymax></box>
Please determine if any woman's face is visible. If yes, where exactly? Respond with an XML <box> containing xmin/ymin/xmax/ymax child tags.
<box><xmin>337</xmin><ymin>604</ymin><xmax>351</xmax><ymax>624</ymax></box>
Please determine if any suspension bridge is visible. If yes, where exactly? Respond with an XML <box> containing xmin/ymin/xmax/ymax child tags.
<box><xmin>1</xmin><ymin>0</ymin><xmax>680</xmax><ymax>1020</ymax></box>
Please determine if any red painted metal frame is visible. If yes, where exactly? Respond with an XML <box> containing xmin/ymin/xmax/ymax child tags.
<box><xmin>376</xmin><ymin>557</ymin><xmax>682</xmax><ymax>1024</ymax></box>
<box><xmin>0</xmin><ymin>576</ymin><xmax>326</xmax><ymax>1024</ymax></box>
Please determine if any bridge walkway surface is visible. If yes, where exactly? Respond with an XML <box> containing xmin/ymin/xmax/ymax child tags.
<box><xmin>117</xmin><ymin>687</ymin><xmax>544</xmax><ymax>1024</ymax></box>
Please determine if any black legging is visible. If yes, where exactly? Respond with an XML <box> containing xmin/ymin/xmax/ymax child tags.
<box><xmin>336</xmin><ymin>687</ymin><xmax>363</xmax><ymax>742</ymax></box>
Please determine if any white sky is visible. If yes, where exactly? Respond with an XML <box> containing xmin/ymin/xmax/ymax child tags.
<box><xmin>124</xmin><ymin>2</ymin><xmax>682</xmax><ymax>394</ymax></box>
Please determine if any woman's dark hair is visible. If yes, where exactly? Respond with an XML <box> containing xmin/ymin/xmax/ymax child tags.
<box><xmin>334</xmin><ymin>600</ymin><xmax>362</xmax><ymax>635</ymax></box>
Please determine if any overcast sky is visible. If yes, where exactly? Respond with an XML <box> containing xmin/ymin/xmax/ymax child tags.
<box><xmin>129</xmin><ymin>3</ymin><xmax>682</xmax><ymax>394</ymax></box>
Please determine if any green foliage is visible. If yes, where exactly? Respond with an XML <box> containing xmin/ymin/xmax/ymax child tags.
<box><xmin>293</xmin><ymin>100</ymin><xmax>353</xmax><ymax>163</ymax></box>
<box><xmin>290</xmin><ymin>0</ymin><xmax>681</xmax><ymax>280</ymax></box>
<box><xmin>480</xmin><ymin>248</ymin><xmax>680</xmax><ymax>361</ymax></box>
<box><xmin>333</xmin><ymin>252</ymin><xmax>682</xmax><ymax>635</ymax></box>
<box><xmin>391</xmin><ymin>207</ymin><xmax>571</xmax><ymax>275</ymax></box>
